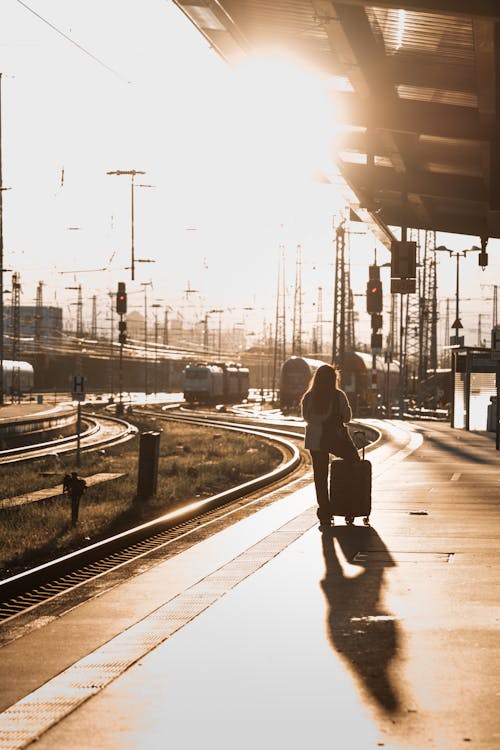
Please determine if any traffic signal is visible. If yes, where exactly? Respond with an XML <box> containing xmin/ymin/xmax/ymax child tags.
<box><xmin>366</xmin><ymin>279</ymin><xmax>383</xmax><ymax>313</ymax></box>
<box><xmin>391</xmin><ymin>240</ymin><xmax>416</xmax><ymax>279</ymax></box>
<box><xmin>118</xmin><ymin>319</ymin><xmax>127</xmax><ymax>345</ymax></box>
<box><xmin>116</xmin><ymin>282</ymin><xmax>127</xmax><ymax>315</ymax></box>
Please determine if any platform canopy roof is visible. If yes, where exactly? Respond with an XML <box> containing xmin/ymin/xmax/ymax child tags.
<box><xmin>173</xmin><ymin>1</ymin><xmax>500</xmax><ymax>248</ymax></box>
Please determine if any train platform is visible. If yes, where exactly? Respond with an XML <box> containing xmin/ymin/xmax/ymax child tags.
<box><xmin>0</xmin><ymin>402</ymin><xmax>59</xmax><ymax>422</ymax></box>
<box><xmin>1</xmin><ymin>420</ymin><xmax>499</xmax><ymax>749</ymax></box>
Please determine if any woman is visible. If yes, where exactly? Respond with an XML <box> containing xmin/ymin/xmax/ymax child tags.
<box><xmin>301</xmin><ymin>364</ymin><xmax>359</xmax><ymax>527</ymax></box>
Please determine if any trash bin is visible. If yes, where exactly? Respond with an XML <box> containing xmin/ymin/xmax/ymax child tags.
<box><xmin>137</xmin><ymin>431</ymin><xmax>161</xmax><ymax>499</ymax></box>
<box><xmin>37</xmin><ymin>394</ymin><xmax>43</xmax><ymax>404</ymax></box>
<box><xmin>487</xmin><ymin>396</ymin><xmax>497</xmax><ymax>432</ymax></box>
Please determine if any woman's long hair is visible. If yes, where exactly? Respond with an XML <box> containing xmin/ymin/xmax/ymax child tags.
<box><xmin>303</xmin><ymin>364</ymin><xmax>337</xmax><ymax>413</ymax></box>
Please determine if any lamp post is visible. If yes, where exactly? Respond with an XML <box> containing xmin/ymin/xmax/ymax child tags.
<box><xmin>435</xmin><ymin>244</ymin><xmax>481</xmax><ymax>348</ymax></box>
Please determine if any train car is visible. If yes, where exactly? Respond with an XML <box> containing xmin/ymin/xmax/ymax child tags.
<box><xmin>183</xmin><ymin>362</ymin><xmax>249</xmax><ymax>404</ymax></box>
<box><xmin>183</xmin><ymin>364</ymin><xmax>224</xmax><ymax>404</ymax></box>
<box><xmin>220</xmin><ymin>364</ymin><xmax>250</xmax><ymax>402</ymax></box>
<box><xmin>342</xmin><ymin>351</ymin><xmax>399</xmax><ymax>415</ymax></box>
<box><xmin>279</xmin><ymin>353</ymin><xmax>399</xmax><ymax>415</ymax></box>
<box><xmin>279</xmin><ymin>356</ymin><xmax>327</xmax><ymax>408</ymax></box>
<box><xmin>2</xmin><ymin>359</ymin><xmax>35</xmax><ymax>395</ymax></box>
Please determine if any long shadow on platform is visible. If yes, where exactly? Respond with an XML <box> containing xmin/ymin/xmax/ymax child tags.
<box><xmin>320</xmin><ymin>525</ymin><xmax>401</xmax><ymax>714</ymax></box>
<box><xmin>424</xmin><ymin>433</ymin><xmax>489</xmax><ymax>463</ymax></box>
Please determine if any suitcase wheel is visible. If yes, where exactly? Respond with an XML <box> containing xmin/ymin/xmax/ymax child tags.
<box><xmin>363</xmin><ymin>516</ymin><xmax>370</xmax><ymax>526</ymax></box>
<box><xmin>345</xmin><ymin>515</ymin><xmax>354</xmax><ymax>526</ymax></box>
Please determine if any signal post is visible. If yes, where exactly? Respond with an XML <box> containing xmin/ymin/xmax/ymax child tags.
<box><xmin>116</xmin><ymin>282</ymin><xmax>127</xmax><ymax>415</ymax></box>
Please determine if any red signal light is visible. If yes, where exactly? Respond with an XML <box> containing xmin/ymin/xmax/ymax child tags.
<box><xmin>116</xmin><ymin>282</ymin><xmax>127</xmax><ymax>314</ymax></box>
<box><xmin>366</xmin><ymin>279</ymin><xmax>382</xmax><ymax>313</ymax></box>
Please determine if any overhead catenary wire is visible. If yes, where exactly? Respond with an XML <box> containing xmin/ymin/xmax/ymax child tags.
<box><xmin>16</xmin><ymin>0</ymin><xmax>130</xmax><ymax>82</ymax></box>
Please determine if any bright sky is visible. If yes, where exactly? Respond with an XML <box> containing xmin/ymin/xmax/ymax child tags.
<box><xmin>0</xmin><ymin>0</ymin><xmax>498</xmax><ymax>348</ymax></box>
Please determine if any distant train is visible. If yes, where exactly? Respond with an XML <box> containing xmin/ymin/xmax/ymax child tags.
<box><xmin>183</xmin><ymin>362</ymin><xmax>250</xmax><ymax>405</ymax></box>
<box><xmin>2</xmin><ymin>359</ymin><xmax>35</xmax><ymax>395</ymax></box>
<box><xmin>279</xmin><ymin>353</ymin><xmax>399</xmax><ymax>415</ymax></box>
<box><xmin>279</xmin><ymin>357</ymin><xmax>327</xmax><ymax>409</ymax></box>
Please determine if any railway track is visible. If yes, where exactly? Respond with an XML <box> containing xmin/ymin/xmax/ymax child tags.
<box><xmin>0</xmin><ymin>411</ymin><xmax>137</xmax><ymax>464</ymax></box>
<box><xmin>0</xmin><ymin>413</ymin><xmax>305</xmax><ymax>630</ymax></box>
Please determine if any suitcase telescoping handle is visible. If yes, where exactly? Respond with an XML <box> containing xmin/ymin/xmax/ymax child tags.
<box><xmin>353</xmin><ymin>429</ymin><xmax>366</xmax><ymax>460</ymax></box>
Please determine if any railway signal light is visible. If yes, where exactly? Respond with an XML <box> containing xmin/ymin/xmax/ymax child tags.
<box><xmin>116</xmin><ymin>282</ymin><xmax>127</xmax><ymax>315</ymax></box>
<box><xmin>366</xmin><ymin>279</ymin><xmax>383</xmax><ymax>313</ymax></box>
<box><xmin>371</xmin><ymin>333</ymin><xmax>383</xmax><ymax>350</ymax></box>
<box><xmin>371</xmin><ymin>313</ymin><xmax>383</xmax><ymax>332</ymax></box>
<box><xmin>118</xmin><ymin>319</ymin><xmax>127</xmax><ymax>345</ymax></box>
<box><xmin>391</xmin><ymin>240</ymin><xmax>417</xmax><ymax>279</ymax></box>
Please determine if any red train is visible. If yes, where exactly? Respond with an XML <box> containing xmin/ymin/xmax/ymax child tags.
<box><xmin>279</xmin><ymin>353</ymin><xmax>399</xmax><ymax>415</ymax></box>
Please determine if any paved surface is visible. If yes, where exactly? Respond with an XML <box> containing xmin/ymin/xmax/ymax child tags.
<box><xmin>0</xmin><ymin>403</ymin><xmax>60</xmax><ymax>422</ymax></box>
<box><xmin>0</xmin><ymin>420</ymin><xmax>499</xmax><ymax>750</ymax></box>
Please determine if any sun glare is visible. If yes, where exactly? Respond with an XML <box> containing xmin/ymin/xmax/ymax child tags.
<box><xmin>228</xmin><ymin>55</ymin><xmax>336</xmax><ymax>197</ymax></box>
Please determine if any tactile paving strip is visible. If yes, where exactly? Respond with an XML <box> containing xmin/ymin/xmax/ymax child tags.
<box><xmin>0</xmin><ymin>506</ymin><xmax>318</xmax><ymax>750</ymax></box>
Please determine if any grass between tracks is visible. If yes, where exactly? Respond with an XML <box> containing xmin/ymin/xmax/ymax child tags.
<box><xmin>0</xmin><ymin>414</ymin><xmax>283</xmax><ymax>577</ymax></box>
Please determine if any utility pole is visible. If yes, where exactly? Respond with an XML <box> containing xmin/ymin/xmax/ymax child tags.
<box><xmin>106</xmin><ymin>169</ymin><xmax>145</xmax><ymax>281</ymax></box>
<box><xmin>152</xmin><ymin>303</ymin><xmax>161</xmax><ymax>398</ymax></box>
<box><xmin>313</xmin><ymin>286</ymin><xmax>323</xmax><ymax>354</ymax></box>
<box><xmin>108</xmin><ymin>291</ymin><xmax>114</xmax><ymax>397</ymax></box>
<box><xmin>332</xmin><ymin>221</ymin><xmax>345</xmax><ymax>369</ymax></box>
<box><xmin>292</xmin><ymin>244</ymin><xmax>302</xmax><ymax>356</ymax></box>
<box><xmin>66</xmin><ymin>284</ymin><xmax>83</xmax><ymax>338</ymax></box>
<box><xmin>91</xmin><ymin>294</ymin><xmax>97</xmax><ymax>339</ymax></box>
<box><xmin>163</xmin><ymin>307</ymin><xmax>171</xmax><ymax>346</ymax></box>
<box><xmin>444</xmin><ymin>298</ymin><xmax>450</xmax><ymax>367</ymax></box>
<box><xmin>140</xmin><ymin>281</ymin><xmax>152</xmax><ymax>399</ymax></box>
<box><xmin>11</xmin><ymin>271</ymin><xmax>21</xmax><ymax>401</ymax></box>
<box><xmin>34</xmin><ymin>280</ymin><xmax>44</xmax><ymax>353</ymax></box>
<box><xmin>271</xmin><ymin>243</ymin><xmax>286</xmax><ymax>404</ymax></box>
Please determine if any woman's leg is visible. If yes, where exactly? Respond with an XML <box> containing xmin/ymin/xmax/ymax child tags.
<box><xmin>310</xmin><ymin>451</ymin><xmax>331</xmax><ymax>522</ymax></box>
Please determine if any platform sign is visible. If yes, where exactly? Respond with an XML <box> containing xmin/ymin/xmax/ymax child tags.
<box><xmin>491</xmin><ymin>328</ymin><xmax>500</xmax><ymax>360</ymax></box>
<box><xmin>72</xmin><ymin>374</ymin><xmax>85</xmax><ymax>401</ymax></box>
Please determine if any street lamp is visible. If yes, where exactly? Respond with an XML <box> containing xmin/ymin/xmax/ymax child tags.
<box><xmin>435</xmin><ymin>244</ymin><xmax>481</xmax><ymax>347</ymax></box>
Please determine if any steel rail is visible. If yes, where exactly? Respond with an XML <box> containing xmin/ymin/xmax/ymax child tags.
<box><xmin>0</xmin><ymin>420</ymin><xmax>301</xmax><ymax>613</ymax></box>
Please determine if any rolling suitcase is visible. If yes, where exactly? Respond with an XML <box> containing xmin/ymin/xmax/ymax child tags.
<box><xmin>330</xmin><ymin>443</ymin><xmax>371</xmax><ymax>525</ymax></box>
